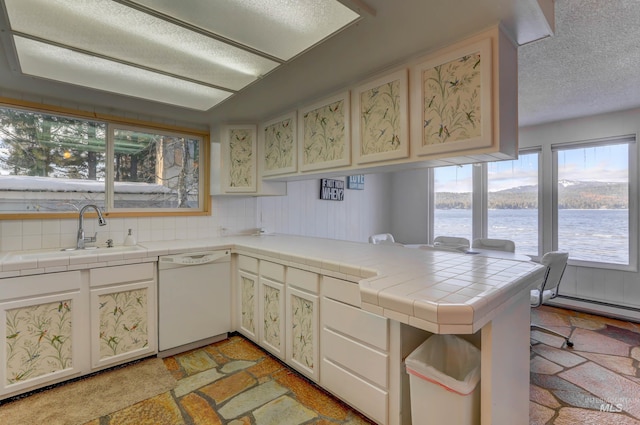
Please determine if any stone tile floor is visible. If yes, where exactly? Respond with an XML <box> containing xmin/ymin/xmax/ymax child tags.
<box><xmin>530</xmin><ymin>305</ymin><xmax>640</xmax><ymax>424</ymax></box>
<box><xmin>80</xmin><ymin>304</ymin><xmax>640</xmax><ymax>424</ymax></box>
<box><xmin>85</xmin><ymin>335</ymin><xmax>376</xmax><ymax>425</ymax></box>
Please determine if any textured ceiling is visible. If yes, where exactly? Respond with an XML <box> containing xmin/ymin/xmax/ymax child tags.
<box><xmin>2</xmin><ymin>1</ymin><xmax>635</xmax><ymax>129</ymax></box>
<box><xmin>518</xmin><ymin>0</ymin><xmax>640</xmax><ymax>127</ymax></box>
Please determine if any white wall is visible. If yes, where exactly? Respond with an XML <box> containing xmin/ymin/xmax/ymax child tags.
<box><xmin>520</xmin><ymin>107</ymin><xmax>640</xmax><ymax>315</ymax></box>
<box><xmin>389</xmin><ymin>168</ymin><xmax>430</xmax><ymax>244</ymax></box>
<box><xmin>257</xmin><ymin>173</ymin><xmax>393</xmax><ymax>243</ymax></box>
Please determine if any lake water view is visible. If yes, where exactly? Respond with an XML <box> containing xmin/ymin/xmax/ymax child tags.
<box><xmin>434</xmin><ymin>208</ymin><xmax>629</xmax><ymax>264</ymax></box>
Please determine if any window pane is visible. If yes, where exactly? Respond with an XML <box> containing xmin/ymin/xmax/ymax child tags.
<box><xmin>434</xmin><ymin>165</ymin><xmax>472</xmax><ymax>241</ymax></box>
<box><xmin>0</xmin><ymin>106</ymin><xmax>106</xmax><ymax>213</ymax></box>
<box><xmin>487</xmin><ymin>152</ymin><xmax>539</xmax><ymax>256</ymax></box>
<box><xmin>113</xmin><ymin>128</ymin><xmax>201</xmax><ymax>209</ymax></box>
<box><xmin>556</xmin><ymin>143</ymin><xmax>629</xmax><ymax>265</ymax></box>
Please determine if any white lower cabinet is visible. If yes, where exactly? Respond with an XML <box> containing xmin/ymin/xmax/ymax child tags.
<box><xmin>0</xmin><ymin>271</ymin><xmax>86</xmax><ymax>398</ymax></box>
<box><xmin>234</xmin><ymin>258</ymin><xmax>411</xmax><ymax>424</ymax></box>
<box><xmin>321</xmin><ymin>276</ymin><xmax>390</xmax><ymax>425</ymax></box>
<box><xmin>258</xmin><ymin>261</ymin><xmax>286</xmax><ymax>359</ymax></box>
<box><xmin>286</xmin><ymin>285</ymin><xmax>319</xmax><ymax>381</ymax></box>
<box><xmin>0</xmin><ymin>263</ymin><xmax>158</xmax><ymax>399</ymax></box>
<box><xmin>89</xmin><ymin>263</ymin><xmax>157</xmax><ymax>370</ymax></box>
<box><xmin>237</xmin><ymin>256</ymin><xmax>259</xmax><ymax>342</ymax></box>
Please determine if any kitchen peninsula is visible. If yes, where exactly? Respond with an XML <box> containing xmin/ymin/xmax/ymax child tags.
<box><xmin>0</xmin><ymin>234</ymin><xmax>543</xmax><ymax>425</ymax></box>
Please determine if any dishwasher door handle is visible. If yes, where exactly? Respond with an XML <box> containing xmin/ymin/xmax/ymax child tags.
<box><xmin>159</xmin><ymin>250</ymin><xmax>230</xmax><ymax>265</ymax></box>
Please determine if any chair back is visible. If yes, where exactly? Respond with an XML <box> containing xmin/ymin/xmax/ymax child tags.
<box><xmin>369</xmin><ymin>233</ymin><xmax>396</xmax><ymax>244</ymax></box>
<box><xmin>433</xmin><ymin>236</ymin><xmax>470</xmax><ymax>249</ymax></box>
<box><xmin>472</xmin><ymin>238</ymin><xmax>516</xmax><ymax>252</ymax></box>
<box><xmin>538</xmin><ymin>251</ymin><xmax>569</xmax><ymax>301</ymax></box>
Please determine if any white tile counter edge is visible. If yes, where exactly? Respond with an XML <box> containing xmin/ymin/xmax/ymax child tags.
<box><xmin>0</xmin><ymin>234</ymin><xmax>545</xmax><ymax>333</ymax></box>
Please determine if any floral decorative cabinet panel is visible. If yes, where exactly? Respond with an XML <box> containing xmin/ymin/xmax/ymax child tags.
<box><xmin>411</xmin><ymin>38</ymin><xmax>493</xmax><ymax>156</ymax></box>
<box><xmin>260</xmin><ymin>112</ymin><xmax>297</xmax><ymax>176</ymax></box>
<box><xmin>238</xmin><ymin>271</ymin><xmax>258</xmax><ymax>341</ymax></box>
<box><xmin>298</xmin><ymin>92</ymin><xmax>350</xmax><ymax>172</ymax></box>
<box><xmin>286</xmin><ymin>286</ymin><xmax>318</xmax><ymax>381</ymax></box>
<box><xmin>5</xmin><ymin>299</ymin><xmax>73</xmax><ymax>386</ymax></box>
<box><xmin>291</xmin><ymin>295</ymin><xmax>313</xmax><ymax>368</ymax></box>
<box><xmin>220</xmin><ymin>125</ymin><xmax>257</xmax><ymax>192</ymax></box>
<box><xmin>260</xmin><ymin>278</ymin><xmax>285</xmax><ymax>359</ymax></box>
<box><xmin>353</xmin><ymin>69</ymin><xmax>409</xmax><ymax>164</ymax></box>
<box><xmin>97</xmin><ymin>288</ymin><xmax>148</xmax><ymax>360</ymax></box>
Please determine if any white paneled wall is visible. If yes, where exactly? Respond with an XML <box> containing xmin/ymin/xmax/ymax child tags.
<box><xmin>257</xmin><ymin>174</ymin><xmax>393</xmax><ymax>243</ymax></box>
<box><xmin>0</xmin><ymin>197</ymin><xmax>257</xmax><ymax>251</ymax></box>
<box><xmin>0</xmin><ymin>172</ymin><xmax>394</xmax><ymax>250</ymax></box>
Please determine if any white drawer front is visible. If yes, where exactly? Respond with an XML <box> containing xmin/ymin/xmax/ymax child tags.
<box><xmin>322</xmin><ymin>276</ymin><xmax>360</xmax><ymax>307</ymax></box>
<box><xmin>322</xmin><ymin>328</ymin><xmax>388</xmax><ymax>388</ymax></box>
<box><xmin>286</xmin><ymin>267</ymin><xmax>319</xmax><ymax>293</ymax></box>
<box><xmin>238</xmin><ymin>255</ymin><xmax>258</xmax><ymax>273</ymax></box>
<box><xmin>260</xmin><ymin>260</ymin><xmax>285</xmax><ymax>282</ymax></box>
<box><xmin>322</xmin><ymin>297</ymin><xmax>388</xmax><ymax>351</ymax></box>
<box><xmin>321</xmin><ymin>358</ymin><xmax>388</xmax><ymax>425</ymax></box>
<box><xmin>89</xmin><ymin>262</ymin><xmax>153</xmax><ymax>287</ymax></box>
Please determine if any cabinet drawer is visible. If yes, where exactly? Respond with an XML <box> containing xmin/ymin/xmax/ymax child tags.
<box><xmin>322</xmin><ymin>328</ymin><xmax>388</xmax><ymax>388</ymax></box>
<box><xmin>238</xmin><ymin>255</ymin><xmax>258</xmax><ymax>273</ymax></box>
<box><xmin>321</xmin><ymin>358</ymin><xmax>388</xmax><ymax>425</ymax></box>
<box><xmin>322</xmin><ymin>297</ymin><xmax>388</xmax><ymax>351</ymax></box>
<box><xmin>0</xmin><ymin>271</ymin><xmax>81</xmax><ymax>300</ymax></box>
<box><xmin>287</xmin><ymin>267</ymin><xmax>319</xmax><ymax>293</ymax></box>
<box><xmin>260</xmin><ymin>261</ymin><xmax>285</xmax><ymax>283</ymax></box>
<box><xmin>322</xmin><ymin>276</ymin><xmax>360</xmax><ymax>307</ymax></box>
<box><xmin>89</xmin><ymin>263</ymin><xmax>154</xmax><ymax>287</ymax></box>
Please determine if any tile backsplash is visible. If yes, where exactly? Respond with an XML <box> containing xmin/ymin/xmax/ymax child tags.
<box><xmin>0</xmin><ymin>197</ymin><xmax>258</xmax><ymax>252</ymax></box>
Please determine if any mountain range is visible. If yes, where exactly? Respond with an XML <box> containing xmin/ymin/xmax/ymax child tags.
<box><xmin>436</xmin><ymin>180</ymin><xmax>628</xmax><ymax>209</ymax></box>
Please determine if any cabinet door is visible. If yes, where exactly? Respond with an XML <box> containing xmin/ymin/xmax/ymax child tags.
<box><xmin>258</xmin><ymin>277</ymin><xmax>285</xmax><ymax>359</ymax></box>
<box><xmin>237</xmin><ymin>270</ymin><xmax>259</xmax><ymax>342</ymax></box>
<box><xmin>1</xmin><ymin>291</ymin><xmax>84</xmax><ymax>397</ymax></box>
<box><xmin>286</xmin><ymin>286</ymin><xmax>319</xmax><ymax>382</ymax></box>
<box><xmin>220</xmin><ymin>124</ymin><xmax>257</xmax><ymax>193</ymax></box>
<box><xmin>90</xmin><ymin>281</ymin><xmax>156</xmax><ymax>370</ymax></box>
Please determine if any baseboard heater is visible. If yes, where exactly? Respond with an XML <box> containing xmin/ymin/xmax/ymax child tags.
<box><xmin>549</xmin><ymin>295</ymin><xmax>640</xmax><ymax>323</ymax></box>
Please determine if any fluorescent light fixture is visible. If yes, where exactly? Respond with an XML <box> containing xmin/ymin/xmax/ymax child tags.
<box><xmin>130</xmin><ymin>0</ymin><xmax>362</xmax><ymax>60</ymax></box>
<box><xmin>2</xmin><ymin>0</ymin><xmax>363</xmax><ymax>110</ymax></box>
<box><xmin>14</xmin><ymin>36</ymin><xmax>233</xmax><ymax>111</ymax></box>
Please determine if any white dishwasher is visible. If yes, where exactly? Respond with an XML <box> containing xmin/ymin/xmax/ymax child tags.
<box><xmin>158</xmin><ymin>250</ymin><xmax>231</xmax><ymax>356</ymax></box>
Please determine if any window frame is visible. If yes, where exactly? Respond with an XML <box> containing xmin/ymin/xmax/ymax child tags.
<box><xmin>551</xmin><ymin>136</ymin><xmax>637</xmax><ymax>272</ymax></box>
<box><xmin>0</xmin><ymin>97</ymin><xmax>210</xmax><ymax>220</ymax></box>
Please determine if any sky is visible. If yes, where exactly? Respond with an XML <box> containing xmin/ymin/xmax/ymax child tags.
<box><xmin>435</xmin><ymin>145</ymin><xmax>629</xmax><ymax>192</ymax></box>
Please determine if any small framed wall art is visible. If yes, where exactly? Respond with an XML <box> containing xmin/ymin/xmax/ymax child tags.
<box><xmin>346</xmin><ymin>175</ymin><xmax>365</xmax><ymax>190</ymax></box>
<box><xmin>352</xmin><ymin>68</ymin><xmax>409</xmax><ymax>164</ymax></box>
<box><xmin>319</xmin><ymin>178</ymin><xmax>344</xmax><ymax>201</ymax></box>
<box><xmin>298</xmin><ymin>91</ymin><xmax>351</xmax><ymax>172</ymax></box>
<box><xmin>410</xmin><ymin>38</ymin><xmax>493</xmax><ymax>157</ymax></box>
<box><xmin>259</xmin><ymin>111</ymin><xmax>297</xmax><ymax>176</ymax></box>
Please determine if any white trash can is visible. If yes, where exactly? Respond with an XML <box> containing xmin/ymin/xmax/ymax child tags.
<box><xmin>405</xmin><ymin>334</ymin><xmax>481</xmax><ymax>425</ymax></box>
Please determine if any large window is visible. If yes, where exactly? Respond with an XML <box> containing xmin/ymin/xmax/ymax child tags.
<box><xmin>487</xmin><ymin>151</ymin><xmax>539</xmax><ymax>256</ymax></box>
<box><xmin>0</xmin><ymin>103</ymin><xmax>207</xmax><ymax>216</ymax></box>
<box><xmin>433</xmin><ymin>164</ymin><xmax>473</xmax><ymax>241</ymax></box>
<box><xmin>554</xmin><ymin>139</ymin><xmax>633</xmax><ymax>266</ymax></box>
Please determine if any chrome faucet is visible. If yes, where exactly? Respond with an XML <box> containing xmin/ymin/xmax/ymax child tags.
<box><xmin>76</xmin><ymin>204</ymin><xmax>107</xmax><ymax>249</ymax></box>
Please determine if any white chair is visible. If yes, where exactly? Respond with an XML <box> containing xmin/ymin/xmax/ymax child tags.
<box><xmin>472</xmin><ymin>238</ymin><xmax>515</xmax><ymax>253</ymax></box>
<box><xmin>531</xmin><ymin>251</ymin><xmax>573</xmax><ymax>347</ymax></box>
<box><xmin>433</xmin><ymin>236</ymin><xmax>470</xmax><ymax>252</ymax></box>
<box><xmin>369</xmin><ymin>233</ymin><xmax>398</xmax><ymax>245</ymax></box>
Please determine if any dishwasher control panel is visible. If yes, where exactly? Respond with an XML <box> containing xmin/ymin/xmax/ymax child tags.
<box><xmin>159</xmin><ymin>250</ymin><xmax>230</xmax><ymax>265</ymax></box>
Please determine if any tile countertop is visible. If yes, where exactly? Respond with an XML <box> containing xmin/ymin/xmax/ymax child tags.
<box><xmin>0</xmin><ymin>234</ymin><xmax>545</xmax><ymax>335</ymax></box>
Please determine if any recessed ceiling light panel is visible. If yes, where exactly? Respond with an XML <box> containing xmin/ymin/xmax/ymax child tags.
<box><xmin>129</xmin><ymin>0</ymin><xmax>362</xmax><ymax>60</ymax></box>
<box><xmin>4</xmin><ymin>0</ymin><xmax>280</xmax><ymax>90</ymax></box>
<box><xmin>14</xmin><ymin>36</ymin><xmax>233</xmax><ymax>111</ymax></box>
